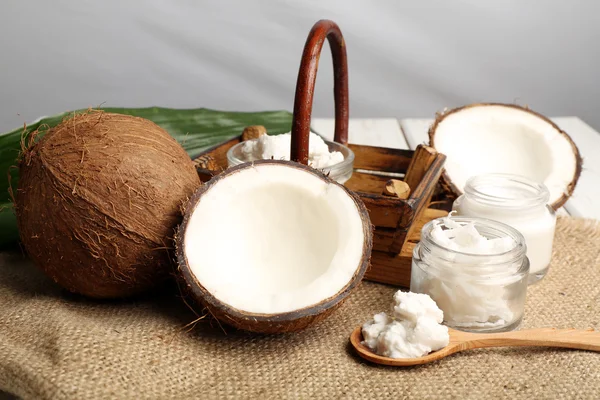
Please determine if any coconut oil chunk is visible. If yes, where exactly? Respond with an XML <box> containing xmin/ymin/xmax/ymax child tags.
<box><xmin>361</xmin><ymin>291</ymin><xmax>449</xmax><ymax>359</ymax></box>
<box><xmin>430</xmin><ymin>216</ymin><xmax>515</xmax><ymax>254</ymax></box>
<box><xmin>241</xmin><ymin>132</ymin><xmax>344</xmax><ymax>169</ymax></box>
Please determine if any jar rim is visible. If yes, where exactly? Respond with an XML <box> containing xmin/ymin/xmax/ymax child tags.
<box><xmin>419</xmin><ymin>216</ymin><xmax>528</xmax><ymax>270</ymax></box>
<box><xmin>464</xmin><ymin>173</ymin><xmax>550</xmax><ymax>209</ymax></box>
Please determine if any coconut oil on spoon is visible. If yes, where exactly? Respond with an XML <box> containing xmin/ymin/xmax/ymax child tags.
<box><xmin>350</xmin><ymin>326</ymin><xmax>600</xmax><ymax>367</ymax></box>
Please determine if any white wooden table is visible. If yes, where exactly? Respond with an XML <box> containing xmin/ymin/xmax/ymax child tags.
<box><xmin>312</xmin><ymin>117</ymin><xmax>600</xmax><ymax>220</ymax></box>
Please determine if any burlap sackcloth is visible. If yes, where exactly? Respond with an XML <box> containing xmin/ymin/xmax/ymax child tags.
<box><xmin>0</xmin><ymin>216</ymin><xmax>599</xmax><ymax>400</ymax></box>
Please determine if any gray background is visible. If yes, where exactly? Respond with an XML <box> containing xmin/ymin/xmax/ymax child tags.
<box><xmin>1</xmin><ymin>0</ymin><xmax>598</xmax><ymax>133</ymax></box>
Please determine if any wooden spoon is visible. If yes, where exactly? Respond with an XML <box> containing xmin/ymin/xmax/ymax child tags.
<box><xmin>350</xmin><ymin>326</ymin><xmax>600</xmax><ymax>366</ymax></box>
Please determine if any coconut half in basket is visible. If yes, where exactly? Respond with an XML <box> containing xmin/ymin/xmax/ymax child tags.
<box><xmin>429</xmin><ymin>103</ymin><xmax>582</xmax><ymax>209</ymax></box>
<box><xmin>176</xmin><ymin>160</ymin><xmax>373</xmax><ymax>333</ymax></box>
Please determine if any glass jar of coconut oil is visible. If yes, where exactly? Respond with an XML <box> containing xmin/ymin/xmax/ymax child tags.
<box><xmin>410</xmin><ymin>216</ymin><xmax>530</xmax><ymax>333</ymax></box>
<box><xmin>452</xmin><ymin>173</ymin><xmax>556</xmax><ymax>284</ymax></box>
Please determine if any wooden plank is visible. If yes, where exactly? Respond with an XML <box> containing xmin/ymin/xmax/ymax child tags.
<box><xmin>366</xmin><ymin>208</ymin><xmax>448</xmax><ymax>287</ymax></box>
<box><xmin>347</xmin><ymin>144</ymin><xmax>413</xmax><ymax>172</ymax></box>
<box><xmin>344</xmin><ymin>172</ymin><xmax>389</xmax><ymax>194</ymax></box>
<box><xmin>403</xmin><ymin>145</ymin><xmax>438</xmax><ymax>191</ymax></box>
<box><xmin>366</xmin><ymin>251</ymin><xmax>412</xmax><ymax>288</ymax></box>
<box><xmin>311</xmin><ymin>118</ymin><xmax>409</xmax><ymax>149</ymax></box>
<box><xmin>372</xmin><ymin>227</ymin><xmax>399</xmax><ymax>252</ymax></box>
<box><xmin>359</xmin><ymin>194</ymin><xmax>414</xmax><ymax>229</ymax></box>
<box><xmin>399</xmin><ymin>118</ymin><xmax>434</xmax><ymax>149</ymax></box>
<box><xmin>387</xmin><ymin>154</ymin><xmax>446</xmax><ymax>253</ymax></box>
<box><xmin>393</xmin><ymin>138</ymin><xmax>446</xmax><ymax>257</ymax></box>
<box><xmin>312</xmin><ymin>117</ymin><xmax>411</xmax><ymax>172</ymax></box>
<box><xmin>357</xmin><ymin>153</ymin><xmax>444</xmax><ymax>253</ymax></box>
<box><xmin>405</xmin><ymin>208</ymin><xmax>448</xmax><ymax>242</ymax></box>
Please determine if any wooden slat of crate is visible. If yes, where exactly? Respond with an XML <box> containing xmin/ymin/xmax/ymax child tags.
<box><xmin>198</xmin><ymin>139</ymin><xmax>413</xmax><ymax>175</ymax></box>
<box><xmin>360</xmin><ymin>195</ymin><xmax>413</xmax><ymax>229</ymax></box>
<box><xmin>397</xmin><ymin>154</ymin><xmax>446</xmax><ymax>253</ymax></box>
<box><xmin>372</xmin><ymin>227</ymin><xmax>410</xmax><ymax>252</ymax></box>
<box><xmin>347</xmin><ymin>144</ymin><xmax>412</xmax><ymax>172</ymax></box>
<box><xmin>344</xmin><ymin>172</ymin><xmax>390</xmax><ymax>194</ymax></box>
<box><xmin>366</xmin><ymin>208</ymin><xmax>447</xmax><ymax>287</ymax></box>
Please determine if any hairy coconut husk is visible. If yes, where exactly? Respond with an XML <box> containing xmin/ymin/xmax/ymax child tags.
<box><xmin>176</xmin><ymin>160</ymin><xmax>373</xmax><ymax>333</ymax></box>
<box><xmin>15</xmin><ymin>111</ymin><xmax>200</xmax><ymax>299</ymax></box>
<box><xmin>428</xmin><ymin>103</ymin><xmax>583</xmax><ymax>210</ymax></box>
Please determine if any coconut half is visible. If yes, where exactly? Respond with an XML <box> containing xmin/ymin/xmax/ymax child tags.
<box><xmin>176</xmin><ymin>160</ymin><xmax>373</xmax><ymax>333</ymax></box>
<box><xmin>429</xmin><ymin>103</ymin><xmax>582</xmax><ymax>209</ymax></box>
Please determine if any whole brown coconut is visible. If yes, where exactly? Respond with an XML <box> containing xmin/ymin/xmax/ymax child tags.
<box><xmin>15</xmin><ymin>111</ymin><xmax>200</xmax><ymax>299</ymax></box>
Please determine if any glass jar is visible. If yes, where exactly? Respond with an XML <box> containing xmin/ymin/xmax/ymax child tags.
<box><xmin>226</xmin><ymin>138</ymin><xmax>354</xmax><ymax>184</ymax></box>
<box><xmin>410</xmin><ymin>216</ymin><xmax>530</xmax><ymax>333</ymax></box>
<box><xmin>452</xmin><ymin>173</ymin><xmax>556</xmax><ymax>284</ymax></box>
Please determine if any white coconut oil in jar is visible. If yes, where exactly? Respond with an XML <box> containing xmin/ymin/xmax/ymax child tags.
<box><xmin>410</xmin><ymin>216</ymin><xmax>530</xmax><ymax>333</ymax></box>
<box><xmin>452</xmin><ymin>174</ymin><xmax>556</xmax><ymax>284</ymax></box>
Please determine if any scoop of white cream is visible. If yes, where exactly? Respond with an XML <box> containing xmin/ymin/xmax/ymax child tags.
<box><xmin>240</xmin><ymin>132</ymin><xmax>344</xmax><ymax>169</ymax></box>
<box><xmin>361</xmin><ymin>291</ymin><xmax>449</xmax><ymax>359</ymax></box>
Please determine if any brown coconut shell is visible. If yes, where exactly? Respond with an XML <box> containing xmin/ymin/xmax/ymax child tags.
<box><xmin>428</xmin><ymin>103</ymin><xmax>583</xmax><ymax>210</ymax></box>
<box><xmin>176</xmin><ymin>160</ymin><xmax>373</xmax><ymax>334</ymax></box>
<box><xmin>15</xmin><ymin>111</ymin><xmax>200</xmax><ymax>299</ymax></box>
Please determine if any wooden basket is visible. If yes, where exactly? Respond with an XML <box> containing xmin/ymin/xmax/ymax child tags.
<box><xmin>191</xmin><ymin>20</ymin><xmax>447</xmax><ymax>288</ymax></box>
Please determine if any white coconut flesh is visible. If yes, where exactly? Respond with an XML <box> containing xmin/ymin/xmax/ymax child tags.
<box><xmin>183</xmin><ymin>163</ymin><xmax>367</xmax><ymax>315</ymax></box>
<box><xmin>432</xmin><ymin>105</ymin><xmax>578</xmax><ymax>205</ymax></box>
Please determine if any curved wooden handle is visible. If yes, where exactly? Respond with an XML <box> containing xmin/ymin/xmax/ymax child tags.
<box><xmin>290</xmin><ymin>19</ymin><xmax>349</xmax><ymax>165</ymax></box>
<box><xmin>463</xmin><ymin>328</ymin><xmax>600</xmax><ymax>352</ymax></box>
